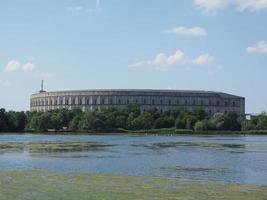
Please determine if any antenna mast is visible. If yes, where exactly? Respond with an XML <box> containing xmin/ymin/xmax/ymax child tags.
<box><xmin>39</xmin><ymin>80</ymin><xmax>46</xmax><ymax>93</ymax></box>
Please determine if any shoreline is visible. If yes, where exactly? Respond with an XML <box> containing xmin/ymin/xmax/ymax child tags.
<box><xmin>1</xmin><ymin>128</ymin><xmax>267</xmax><ymax>135</ymax></box>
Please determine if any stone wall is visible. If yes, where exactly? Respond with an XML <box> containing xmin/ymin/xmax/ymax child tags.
<box><xmin>30</xmin><ymin>89</ymin><xmax>245</xmax><ymax>115</ymax></box>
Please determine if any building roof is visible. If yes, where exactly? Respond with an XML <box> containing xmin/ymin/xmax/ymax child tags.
<box><xmin>31</xmin><ymin>89</ymin><xmax>244</xmax><ymax>99</ymax></box>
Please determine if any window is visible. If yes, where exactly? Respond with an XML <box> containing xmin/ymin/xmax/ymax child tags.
<box><xmin>201</xmin><ymin>100</ymin><xmax>204</xmax><ymax>106</ymax></box>
<box><xmin>160</xmin><ymin>100</ymin><xmax>163</xmax><ymax>104</ymax></box>
<box><xmin>60</xmin><ymin>100</ymin><xmax>63</xmax><ymax>105</ymax></box>
<box><xmin>144</xmin><ymin>99</ymin><xmax>146</xmax><ymax>104</ymax></box>
<box><xmin>55</xmin><ymin>100</ymin><xmax>58</xmax><ymax>105</ymax></box>
<box><xmin>94</xmin><ymin>99</ymin><xmax>97</xmax><ymax>105</ymax></box>
<box><xmin>217</xmin><ymin>101</ymin><xmax>220</xmax><ymax>106</ymax></box>
<box><xmin>176</xmin><ymin>100</ymin><xmax>179</xmax><ymax>105</ymax></box>
<box><xmin>209</xmin><ymin>100</ymin><xmax>212</xmax><ymax>106</ymax></box>
<box><xmin>225</xmin><ymin>101</ymin><xmax>228</xmax><ymax>107</ymax></box>
<box><xmin>79</xmin><ymin>99</ymin><xmax>82</xmax><ymax>105</ymax></box>
<box><xmin>109</xmin><ymin>99</ymin><xmax>113</xmax><ymax>105</ymax></box>
<box><xmin>185</xmin><ymin>100</ymin><xmax>188</xmax><ymax>105</ymax></box>
<box><xmin>233</xmin><ymin>101</ymin><xmax>236</xmax><ymax>107</ymax></box>
<box><xmin>169</xmin><ymin>100</ymin><xmax>171</xmax><ymax>105</ymax></box>
<box><xmin>72</xmin><ymin>99</ymin><xmax>75</xmax><ymax>105</ymax></box>
<box><xmin>118</xmin><ymin>99</ymin><xmax>121</xmax><ymax>104</ymax></box>
<box><xmin>101</xmin><ymin>99</ymin><xmax>105</xmax><ymax>105</ymax></box>
<box><xmin>127</xmin><ymin>99</ymin><xmax>130</xmax><ymax>104</ymax></box>
<box><xmin>193</xmin><ymin>100</ymin><xmax>196</xmax><ymax>105</ymax></box>
<box><xmin>152</xmin><ymin>99</ymin><xmax>155</xmax><ymax>105</ymax></box>
<box><xmin>66</xmin><ymin>100</ymin><xmax>69</xmax><ymax>105</ymax></box>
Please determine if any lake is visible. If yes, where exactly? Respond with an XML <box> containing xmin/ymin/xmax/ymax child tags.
<box><xmin>1</xmin><ymin>134</ymin><xmax>267</xmax><ymax>186</ymax></box>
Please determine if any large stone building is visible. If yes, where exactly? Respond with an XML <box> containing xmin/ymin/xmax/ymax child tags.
<box><xmin>30</xmin><ymin>89</ymin><xmax>245</xmax><ymax>116</ymax></box>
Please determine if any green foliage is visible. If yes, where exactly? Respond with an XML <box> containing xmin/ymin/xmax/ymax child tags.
<box><xmin>1</xmin><ymin>106</ymin><xmax>263</xmax><ymax>133</ymax></box>
<box><xmin>0</xmin><ymin>109</ymin><xmax>27</xmax><ymax>132</ymax></box>
<box><xmin>132</xmin><ymin>112</ymin><xmax>154</xmax><ymax>130</ymax></box>
<box><xmin>154</xmin><ymin>117</ymin><xmax>175</xmax><ymax>129</ymax></box>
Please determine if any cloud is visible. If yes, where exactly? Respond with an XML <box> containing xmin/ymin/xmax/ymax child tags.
<box><xmin>194</xmin><ymin>0</ymin><xmax>267</xmax><ymax>13</ymax></box>
<box><xmin>22</xmin><ymin>62</ymin><xmax>35</xmax><ymax>72</ymax></box>
<box><xmin>130</xmin><ymin>50</ymin><xmax>214</xmax><ymax>70</ymax></box>
<box><xmin>66</xmin><ymin>0</ymin><xmax>101</xmax><ymax>13</ymax></box>
<box><xmin>66</xmin><ymin>6</ymin><xmax>84</xmax><ymax>12</ymax></box>
<box><xmin>4</xmin><ymin>60</ymin><xmax>35</xmax><ymax>73</ymax></box>
<box><xmin>168</xmin><ymin>26</ymin><xmax>207</xmax><ymax>36</ymax></box>
<box><xmin>4</xmin><ymin>60</ymin><xmax>21</xmax><ymax>72</ymax></box>
<box><xmin>247</xmin><ymin>41</ymin><xmax>267</xmax><ymax>54</ymax></box>
<box><xmin>0</xmin><ymin>80</ymin><xmax>11</xmax><ymax>87</ymax></box>
<box><xmin>192</xmin><ymin>54</ymin><xmax>214</xmax><ymax>65</ymax></box>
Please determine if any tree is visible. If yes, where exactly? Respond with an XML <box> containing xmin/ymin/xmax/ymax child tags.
<box><xmin>175</xmin><ymin>118</ymin><xmax>186</xmax><ymax>129</ymax></box>
<box><xmin>241</xmin><ymin>120</ymin><xmax>257</xmax><ymax>131</ymax></box>
<box><xmin>185</xmin><ymin>115</ymin><xmax>198</xmax><ymax>130</ymax></box>
<box><xmin>132</xmin><ymin>112</ymin><xmax>153</xmax><ymax>130</ymax></box>
<box><xmin>0</xmin><ymin>109</ymin><xmax>9</xmax><ymax>132</ymax></box>
<box><xmin>194</xmin><ymin>120</ymin><xmax>209</xmax><ymax>131</ymax></box>
<box><xmin>191</xmin><ymin>108</ymin><xmax>207</xmax><ymax>121</ymax></box>
<box><xmin>257</xmin><ymin>113</ymin><xmax>267</xmax><ymax>130</ymax></box>
<box><xmin>154</xmin><ymin>116</ymin><xmax>175</xmax><ymax>129</ymax></box>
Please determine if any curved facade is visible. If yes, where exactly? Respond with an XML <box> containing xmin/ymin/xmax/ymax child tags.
<box><xmin>30</xmin><ymin>89</ymin><xmax>245</xmax><ymax>115</ymax></box>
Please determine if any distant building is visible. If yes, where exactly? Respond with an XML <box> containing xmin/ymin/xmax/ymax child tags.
<box><xmin>245</xmin><ymin>113</ymin><xmax>259</xmax><ymax>121</ymax></box>
<box><xmin>30</xmin><ymin>89</ymin><xmax>245</xmax><ymax>116</ymax></box>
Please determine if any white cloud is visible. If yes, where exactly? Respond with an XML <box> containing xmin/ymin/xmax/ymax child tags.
<box><xmin>238</xmin><ymin>0</ymin><xmax>267</xmax><ymax>11</ymax></box>
<box><xmin>66</xmin><ymin>6</ymin><xmax>84</xmax><ymax>12</ymax></box>
<box><xmin>194</xmin><ymin>0</ymin><xmax>267</xmax><ymax>13</ymax></box>
<box><xmin>4</xmin><ymin>60</ymin><xmax>35</xmax><ymax>73</ymax></box>
<box><xmin>130</xmin><ymin>50</ymin><xmax>214</xmax><ymax>70</ymax></box>
<box><xmin>192</xmin><ymin>54</ymin><xmax>214</xmax><ymax>65</ymax></box>
<box><xmin>66</xmin><ymin>0</ymin><xmax>101</xmax><ymax>13</ymax></box>
<box><xmin>0</xmin><ymin>80</ymin><xmax>11</xmax><ymax>87</ymax></box>
<box><xmin>168</xmin><ymin>26</ymin><xmax>207</xmax><ymax>36</ymax></box>
<box><xmin>22</xmin><ymin>62</ymin><xmax>35</xmax><ymax>72</ymax></box>
<box><xmin>4</xmin><ymin>60</ymin><xmax>21</xmax><ymax>72</ymax></box>
<box><xmin>247</xmin><ymin>41</ymin><xmax>267</xmax><ymax>54</ymax></box>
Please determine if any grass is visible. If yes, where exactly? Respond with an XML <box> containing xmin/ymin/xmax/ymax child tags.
<box><xmin>0</xmin><ymin>141</ymin><xmax>113</xmax><ymax>154</ymax></box>
<box><xmin>0</xmin><ymin>171</ymin><xmax>267</xmax><ymax>200</ymax></box>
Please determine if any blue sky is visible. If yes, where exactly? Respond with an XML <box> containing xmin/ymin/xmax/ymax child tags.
<box><xmin>0</xmin><ymin>0</ymin><xmax>267</xmax><ymax>113</ymax></box>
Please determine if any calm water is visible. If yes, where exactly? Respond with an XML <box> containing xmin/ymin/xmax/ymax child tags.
<box><xmin>1</xmin><ymin>134</ymin><xmax>267</xmax><ymax>186</ymax></box>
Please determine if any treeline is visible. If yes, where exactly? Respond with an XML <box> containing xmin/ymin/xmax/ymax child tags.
<box><xmin>241</xmin><ymin>113</ymin><xmax>267</xmax><ymax>131</ymax></box>
<box><xmin>1</xmin><ymin>104</ymin><xmax>267</xmax><ymax>133</ymax></box>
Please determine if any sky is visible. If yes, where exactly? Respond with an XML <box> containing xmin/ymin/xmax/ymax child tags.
<box><xmin>0</xmin><ymin>0</ymin><xmax>267</xmax><ymax>113</ymax></box>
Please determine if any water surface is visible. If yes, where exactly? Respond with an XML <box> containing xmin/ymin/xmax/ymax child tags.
<box><xmin>1</xmin><ymin>134</ymin><xmax>267</xmax><ymax>186</ymax></box>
